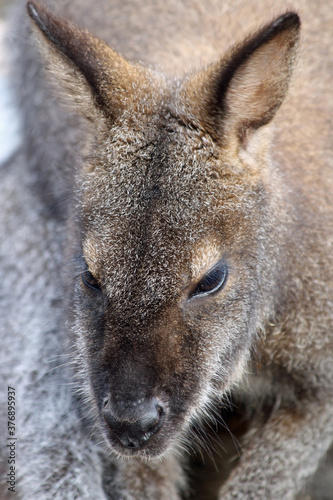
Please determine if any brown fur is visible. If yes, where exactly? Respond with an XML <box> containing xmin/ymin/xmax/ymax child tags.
<box><xmin>2</xmin><ymin>0</ymin><xmax>332</xmax><ymax>498</ymax></box>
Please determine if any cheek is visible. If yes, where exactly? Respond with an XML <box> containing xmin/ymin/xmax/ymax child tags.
<box><xmin>183</xmin><ymin>291</ymin><xmax>256</xmax><ymax>375</ymax></box>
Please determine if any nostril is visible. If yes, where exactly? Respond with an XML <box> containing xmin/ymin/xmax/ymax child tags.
<box><xmin>156</xmin><ymin>402</ymin><xmax>164</xmax><ymax>418</ymax></box>
<box><xmin>152</xmin><ymin>401</ymin><xmax>165</xmax><ymax>429</ymax></box>
<box><xmin>139</xmin><ymin>399</ymin><xmax>165</xmax><ymax>432</ymax></box>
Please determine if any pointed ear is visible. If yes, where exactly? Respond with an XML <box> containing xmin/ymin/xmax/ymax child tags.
<box><xmin>180</xmin><ymin>13</ymin><xmax>300</xmax><ymax>148</ymax></box>
<box><xmin>27</xmin><ymin>1</ymin><xmax>148</xmax><ymax>122</ymax></box>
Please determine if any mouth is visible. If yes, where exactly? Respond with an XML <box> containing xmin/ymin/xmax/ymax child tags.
<box><xmin>102</xmin><ymin>420</ymin><xmax>175</xmax><ymax>459</ymax></box>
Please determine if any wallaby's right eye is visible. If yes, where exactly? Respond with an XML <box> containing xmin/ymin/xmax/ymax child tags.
<box><xmin>81</xmin><ymin>270</ymin><xmax>101</xmax><ymax>291</ymax></box>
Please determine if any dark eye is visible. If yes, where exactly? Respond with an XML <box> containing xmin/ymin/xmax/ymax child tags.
<box><xmin>190</xmin><ymin>262</ymin><xmax>228</xmax><ymax>299</ymax></box>
<box><xmin>81</xmin><ymin>270</ymin><xmax>101</xmax><ymax>291</ymax></box>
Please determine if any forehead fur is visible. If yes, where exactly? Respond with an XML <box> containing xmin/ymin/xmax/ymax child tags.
<box><xmin>81</xmin><ymin>106</ymin><xmax>260</xmax><ymax>220</ymax></box>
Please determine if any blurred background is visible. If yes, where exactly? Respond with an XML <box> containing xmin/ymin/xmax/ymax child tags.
<box><xmin>0</xmin><ymin>0</ymin><xmax>22</xmax><ymax>166</ymax></box>
<box><xmin>0</xmin><ymin>0</ymin><xmax>8</xmax><ymax>16</ymax></box>
<box><xmin>0</xmin><ymin>1</ymin><xmax>332</xmax><ymax>499</ymax></box>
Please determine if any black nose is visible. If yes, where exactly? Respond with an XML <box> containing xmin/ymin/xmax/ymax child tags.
<box><xmin>102</xmin><ymin>397</ymin><xmax>165</xmax><ymax>450</ymax></box>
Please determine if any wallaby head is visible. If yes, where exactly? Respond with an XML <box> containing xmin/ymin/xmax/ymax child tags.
<box><xmin>27</xmin><ymin>1</ymin><xmax>300</xmax><ymax>459</ymax></box>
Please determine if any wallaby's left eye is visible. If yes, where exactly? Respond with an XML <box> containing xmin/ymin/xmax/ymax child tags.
<box><xmin>190</xmin><ymin>262</ymin><xmax>228</xmax><ymax>299</ymax></box>
<box><xmin>81</xmin><ymin>270</ymin><xmax>101</xmax><ymax>291</ymax></box>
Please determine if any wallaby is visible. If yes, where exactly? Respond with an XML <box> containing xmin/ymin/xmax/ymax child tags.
<box><xmin>1</xmin><ymin>0</ymin><xmax>332</xmax><ymax>498</ymax></box>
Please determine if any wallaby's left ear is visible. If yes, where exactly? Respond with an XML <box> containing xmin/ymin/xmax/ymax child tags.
<box><xmin>180</xmin><ymin>13</ymin><xmax>300</xmax><ymax>147</ymax></box>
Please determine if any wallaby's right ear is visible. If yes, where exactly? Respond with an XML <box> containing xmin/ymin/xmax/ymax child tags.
<box><xmin>27</xmin><ymin>1</ymin><xmax>147</xmax><ymax>122</ymax></box>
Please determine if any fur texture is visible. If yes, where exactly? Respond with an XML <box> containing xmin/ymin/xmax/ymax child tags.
<box><xmin>1</xmin><ymin>0</ymin><xmax>332</xmax><ymax>498</ymax></box>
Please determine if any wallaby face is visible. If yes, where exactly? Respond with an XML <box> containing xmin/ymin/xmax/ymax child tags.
<box><xmin>3</xmin><ymin>0</ymin><xmax>332</xmax><ymax>497</ymax></box>
<box><xmin>27</xmin><ymin>2</ymin><xmax>300</xmax><ymax>459</ymax></box>
<box><xmin>76</xmin><ymin>114</ymin><xmax>268</xmax><ymax>458</ymax></box>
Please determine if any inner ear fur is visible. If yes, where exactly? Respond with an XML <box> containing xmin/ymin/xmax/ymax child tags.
<box><xmin>180</xmin><ymin>12</ymin><xmax>300</xmax><ymax>147</ymax></box>
<box><xmin>27</xmin><ymin>1</ymin><xmax>150</xmax><ymax>122</ymax></box>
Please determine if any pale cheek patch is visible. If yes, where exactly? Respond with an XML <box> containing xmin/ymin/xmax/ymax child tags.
<box><xmin>83</xmin><ymin>237</ymin><xmax>101</xmax><ymax>277</ymax></box>
<box><xmin>190</xmin><ymin>239</ymin><xmax>222</xmax><ymax>282</ymax></box>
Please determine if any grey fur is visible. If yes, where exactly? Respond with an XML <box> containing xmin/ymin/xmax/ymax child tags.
<box><xmin>0</xmin><ymin>0</ymin><xmax>332</xmax><ymax>499</ymax></box>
